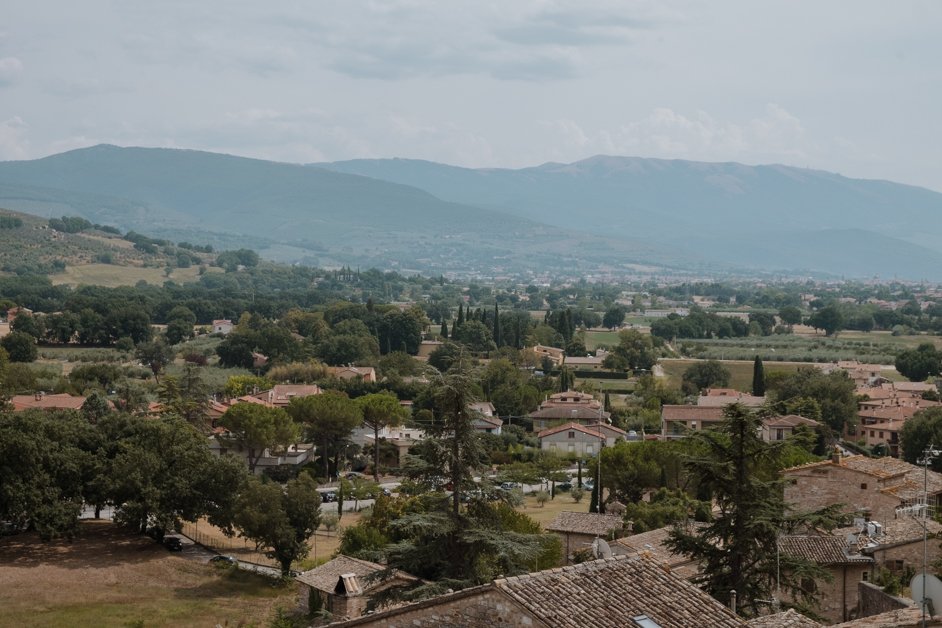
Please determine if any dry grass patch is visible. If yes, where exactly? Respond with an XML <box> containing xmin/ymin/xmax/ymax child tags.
<box><xmin>0</xmin><ymin>521</ymin><xmax>295</xmax><ymax>628</ymax></box>
<box><xmin>519</xmin><ymin>492</ymin><xmax>591</xmax><ymax>527</ymax></box>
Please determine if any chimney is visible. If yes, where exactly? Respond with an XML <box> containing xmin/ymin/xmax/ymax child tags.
<box><xmin>831</xmin><ymin>447</ymin><xmax>843</xmax><ymax>465</ymax></box>
<box><xmin>730</xmin><ymin>590</ymin><xmax>737</xmax><ymax>615</ymax></box>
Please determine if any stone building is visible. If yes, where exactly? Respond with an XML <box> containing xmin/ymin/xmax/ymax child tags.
<box><xmin>778</xmin><ymin>535</ymin><xmax>873</xmax><ymax>623</ymax></box>
<box><xmin>326</xmin><ymin>555</ymin><xmax>747</xmax><ymax>627</ymax></box>
<box><xmin>782</xmin><ymin>452</ymin><xmax>942</xmax><ymax>523</ymax></box>
<box><xmin>296</xmin><ymin>555</ymin><xmax>416</xmax><ymax>620</ymax></box>
<box><xmin>545</xmin><ymin>511</ymin><xmax>626</xmax><ymax>564</ymax></box>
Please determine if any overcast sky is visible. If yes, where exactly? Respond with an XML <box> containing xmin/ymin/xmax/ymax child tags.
<box><xmin>2</xmin><ymin>1</ymin><xmax>940</xmax><ymax>190</ymax></box>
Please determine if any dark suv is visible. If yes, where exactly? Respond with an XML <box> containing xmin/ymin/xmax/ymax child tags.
<box><xmin>163</xmin><ymin>536</ymin><xmax>183</xmax><ymax>551</ymax></box>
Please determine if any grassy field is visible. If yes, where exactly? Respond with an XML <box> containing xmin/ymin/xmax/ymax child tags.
<box><xmin>837</xmin><ymin>330</ymin><xmax>942</xmax><ymax>350</ymax></box>
<box><xmin>584</xmin><ymin>330</ymin><xmax>621</xmax><ymax>350</ymax></box>
<box><xmin>658</xmin><ymin>359</ymin><xmax>812</xmax><ymax>391</ymax></box>
<box><xmin>520</xmin><ymin>491</ymin><xmax>591</xmax><ymax>527</ymax></box>
<box><xmin>52</xmin><ymin>264</ymin><xmax>217</xmax><ymax>288</ymax></box>
<box><xmin>0</xmin><ymin>521</ymin><xmax>295</xmax><ymax>628</ymax></box>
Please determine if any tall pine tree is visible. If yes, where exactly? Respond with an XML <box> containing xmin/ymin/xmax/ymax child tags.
<box><xmin>441</xmin><ymin>320</ymin><xmax>449</xmax><ymax>339</ymax></box>
<box><xmin>666</xmin><ymin>404</ymin><xmax>838</xmax><ymax>616</ymax></box>
<box><xmin>456</xmin><ymin>304</ymin><xmax>465</xmax><ymax>329</ymax></box>
<box><xmin>752</xmin><ymin>355</ymin><xmax>765</xmax><ymax>397</ymax></box>
<box><xmin>493</xmin><ymin>303</ymin><xmax>502</xmax><ymax>347</ymax></box>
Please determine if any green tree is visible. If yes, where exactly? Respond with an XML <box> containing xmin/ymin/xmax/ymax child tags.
<box><xmin>234</xmin><ymin>473</ymin><xmax>322</xmax><ymax>576</ymax></box>
<box><xmin>135</xmin><ymin>337</ymin><xmax>175</xmax><ymax>384</ymax></box>
<box><xmin>752</xmin><ymin>355</ymin><xmax>766</xmax><ymax>397</ymax></box>
<box><xmin>666</xmin><ymin>404</ymin><xmax>838</xmax><ymax>617</ymax></box>
<box><xmin>356</xmin><ymin>392</ymin><xmax>409</xmax><ymax>481</ymax></box>
<box><xmin>219</xmin><ymin>403</ymin><xmax>300</xmax><ymax>474</ymax></box>
<box><xmin>779</xmin><ymin>306</ymin><xmax>803</xmax><ymax>326</ymax></box>
<box><xmin>681</xmin><ymin>360</ymin><xmax>731</xmax><ymax>395</ymax></box>
<box><xmin>623</xmin><ymin>487</ymin><xmax>712</xmax><ymax>533</ymax></box>
<box><xmin>612</xmin><ymin>329</ymin><xmax>658</xmax><ymax>371</ymax></box>
<box><xmin>900</xmin><ymin>407</ymin><xmax>942</xmax><ymax>471</ymax></box>
<box><xmin>602</xmin><ymin>305</ymin><xmax>626</xmax><ymax>330</ymax></box>
<box><xmin>157</xmin><ymin>364</ymin><xmax>211</xmax><ymax>428</ymax></box>
<box><xmin>224</xmin><ymin>374</ymin><xmax>275</xmax><ymax>398</ymax></box>
<box><xmin>808</xmin><ymin>304</ymin><xmax>844</xmax><ymax>336</ymax></box>
<box><xmin>895</xmin><ymin>343</ymin><xmax>942</xmax><ymax>382</ymax></box>
<box><xmin>287</xmin><ymin>391</ymin><xmax>362</xmax><ymax>480</ymax></box>
<box><xmin>769</xmin><ymin>368</ymin><xmax>857</xmax><ymax>434</ymax></box>
<box><xmin>1</xmin><ymin>331</ymin><xmax>37</xmax><ymax>362</ymax></box>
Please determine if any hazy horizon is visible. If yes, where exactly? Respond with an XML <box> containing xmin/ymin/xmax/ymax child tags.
<box><xmin>2</xmin><ymin>1</ymin><xmax>940</xmax><ymax>193</ymax></box>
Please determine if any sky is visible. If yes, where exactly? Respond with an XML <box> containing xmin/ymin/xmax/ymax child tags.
<box><xmin>1</xmin><ymin>1</ymin><xmax>940</xmax><ymax>191</ymax></box>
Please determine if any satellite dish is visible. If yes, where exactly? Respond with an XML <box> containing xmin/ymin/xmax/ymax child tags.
<box><xmin>910</xmin><ymin>573</ymin><xmax>942</xmax><ymax>616</ymax></box>
<box><xmin>592</xmin><ymin>538</ymin><xmax>613</xmax><ymax>559</ymax></box>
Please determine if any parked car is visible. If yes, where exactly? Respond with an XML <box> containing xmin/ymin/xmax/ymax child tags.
<box><xmin>163</xmin><ymin>536</ymin><xmax>183</xmax><ymax>551</ymax></box>
<box><xmin>556</xmin><ymin>481</ymin><xmax>573</xmax><ymax>492</ymax></box>
<box><xmin>500</xmin><ymin>482</ymin><xmax>520</xmax><ymax>491</ymax></box>
<box><xmin>210</xmin><ymin>555</ymin><xmax>238</xmax><ymax>567</ymax></box>
<box><xmin>320</xmin><ymin>491</ymin><xmax>337</xmax><ymax>503</ymax></box>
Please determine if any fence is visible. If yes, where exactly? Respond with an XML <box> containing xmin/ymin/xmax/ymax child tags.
<box><xmin>179</xmin><ymin>519</ymin><xmax>280</xmax><ymax>569</ymax></box>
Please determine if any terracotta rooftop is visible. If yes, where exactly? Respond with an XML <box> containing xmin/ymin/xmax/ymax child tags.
<box><xmin>529</xmin><ymin>406</ymin><xmax>612</xmax><ymax>421</ymax></box>
<box><xmin>832</xmin><ymin>607</ymin><xmax>936</xmax><ymax>627</ymax></box>
<box><xmin>746</xmin><ymin>609</ymin><xmax>822</xmax><ymax>628</ymax></box>
<box><xmin>762</xmin><ymin>414</ymin><xmax>820</xmax><ymax>429</ymax></box>
<box><xmin>698</xmin><ymin>391</ymin><xmax>766</xmax><ymax>407</ymax></box>
<box><xmin>661</xmin><ymin>405</ymin><xmax>727</xmax><ymax>421</ymax></box>
<box><xmin>778</xmin><ymin>535</ymin><xmax>871</xmax><ymax>565</ymax></box>
<box><xmin>328</xmin><ymin>556</ymin><xmax>747</xmax><ymax>627</ymax></box>
<box><xmin>835</xmin><ymin>517</ymin><xmax>942</xmax><ymax>550</ymax></box>
<box><xmin>545</xmin><ymin>511</ymin><xmax>625</xmax><ymax>536</ymax></box>
<box><xmin>614</xmin><ymin>522</ymin><xmax>706</xmax><ymax>578</ymax></box>
<box><xmin>537</xmin><ymin>421</ymin><xmax>606</xmax><ymax>440</ymax></box>
<box><xmin>297</xmin><ymin>555</ymin><xmax>412</xmax><ymax>593</ymax></box>
<box><xmin>783</xmin><ymin>455</ymin><xmax>942</xmax><ymax>499</ymax></box>
<box><xmin>494</xmin><ymin>556</ymin><xmax>745</xmax><ymax>628</ymax></box>
<box><xmin>10</xmin><ymin>393</ymin><xmax>87</xmax><ymax>412</ymax></box>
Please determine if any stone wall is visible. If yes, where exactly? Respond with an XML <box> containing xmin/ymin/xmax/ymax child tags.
<box><xmin>330</xmin><ymin>586</ymin><xmax>541</xmax><ymax>627</ymax></box>
<box><xmin>858</xmin><ymin>581</ymin><xmax>911</xmax><ymax>618</ymax></box>
<box><xmin>870</xmin><ymin>538</ymin><xmax>941</xmax><ymax>575</ymax></box>
<box><xmin>783</xmin><ymin>465</ymin><xmax>901</xmax><ymax>521</ymax></box>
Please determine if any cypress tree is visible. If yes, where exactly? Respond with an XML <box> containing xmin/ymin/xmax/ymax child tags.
<box><xmin>604</xmin><ymin>391</ymin><xmax>611</xmax><ymax>413</ymax></box>
<box><xmin>441</xmin><ymin>320</ymin><xmax>449</xmax><ymax>339</ymax></box>
<box><xmin>752</xmin><ymin>355</ymin><xmax>766</xmax><ymax>397</ymax></box>
<box><xmin>456</xmin><ymin>304</ymin><xmax>465</xmax><ymax>328</ymax></box>
<box><xmin>493</xmin><ymin>303</ymin><xmax>502</xmax><ymax>347</ymax></box>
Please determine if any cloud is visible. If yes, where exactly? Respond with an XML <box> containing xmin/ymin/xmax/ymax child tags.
<box><xmin>568</xmin><ymin>104</ymin><xmax>814</xmax><ymax>164</ymax></box>
<box><xmin>0</xmin><ymin>56</ymin><xmax>23</xmax><ymax>86</ymax></box>
<box><xmin>312</xmin><ymin>0</ymin><xmax>672</xmax><ymax>81</ymax></box>
<box><xmin>0</xmin><ymin>117</ymin><xmax>29</xmax><ymax>159</ymax></box>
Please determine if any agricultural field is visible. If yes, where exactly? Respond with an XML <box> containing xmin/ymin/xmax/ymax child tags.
<box><xmin>52</xmin><ymin>263</ymin><xmax>211</xmax><ymax>288</ymax></box>
<box><xmin>676</xmin><ymin>334</ymin><xmax>904</xmax><ymax>364</ymax></box>
<box><xmin>0</xmin><ymin>521</ymin><xmax>295</xmax><ymax>628</ymax></box>
<box><xmin>583</xmin><ymin>330</ymin><xmax>620</xmax><ymax>350</ymax></box>
<box><xmin>658</xmin><ymin>359</ymin><xmax>812</xmax><ymax>391</ymax></box>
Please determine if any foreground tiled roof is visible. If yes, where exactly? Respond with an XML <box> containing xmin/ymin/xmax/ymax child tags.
<box><xmin>495</xmin><ymin>556</ymin><xmax>745</xmax><ymax>628</ymax></box>
<box><xmin>297</xmin><ymin>555</ymin><xmax>407</xmax><ymax>593</ymax></box>
<box><xmin>545</xmin><ymin>511</ymin><xmax>625</xmax><ymax>535</ymax></box>
<box><xmin>834</xmin><ymin>517</ymin><xmax>942</xmax><ymax>550</ymax></box>
<box><xmin>537</xmin><ymin>421</ymin><xmax>606</xmax><ymax>439</ymax></box>
<box><xmin>327</xmin><ymin>556</ymin><xmax>747</xmax><ymax>627</ymax></box>
<box><xmin>762</xmin><ymin>414</ymin><xmax>820</xmax><ymax>429</ymax></box>
<box><xmin>746</xmin><ymin>609</ymin><xmax>822</xmax><ymax>628</ymax></box>
<box><xmin>778</xmin><ymin>535</ymin><xmax>871</xmax><ymax>565</ymax></box>
<box><xmin>832</xmin><ymin>607</ymin><xmax>934</xmax><ymax>627</ymax></box>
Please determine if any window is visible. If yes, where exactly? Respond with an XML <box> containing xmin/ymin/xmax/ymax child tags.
<box><xmin>870</xmin><ymin>430</ymin><xmax>875</xmax><ymax>438</ymax></box>
<box><xmin>879</xmin><ymin>431</ymin><xmax>884</xmax><ymax>438</ymax></box>
<box><xmin>568</xmin><ymin>444</ymin><xmax>575</xmax><ymax>453</ymax></box>
<box><xmin>862</xmin><ymin>571</ymin><xmax>869</xmax><ymax>582</ymax></box>
<box><xmin>586</xmin><ymin>444</ymin><xmax>594</xmax><ymax>455</ymax></box>
<box><xmin>776</xmin><ymin>428</ymin><xmax>785</xmax><ymax>441</ymax></box>
<box><xmin>632</xmin><ymin>615</ymin><xmax>662</xmax><ymax>628</ymax></box>
<box><xmin>860</xmin><ymin>483</ymin><xmax>868</xmax><ymax>490</ymax></box>
<box><xmin>568</xmin><ymin>431</ymin><xmax>575</xmax><ymax>439</ymax></box>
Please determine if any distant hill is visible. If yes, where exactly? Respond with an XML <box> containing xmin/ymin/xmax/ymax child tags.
<box><xmin>0</xmin><ymin>207</ymin><xmax>216</xmax><ymax>286</ymax></box>
<box><xmin>0</xmin><ymin>145</ymin><xmax>679</xmax><ymax>276</ymax></box>
<box><xmin>2</xmin><ymin>145</ymin><xmax>941</xmax><ymax>279</ymax></box>
<box><xmin>320</xmin><ymin>156</ymin><xmax>942</xmax><ymax>279</ymax></box>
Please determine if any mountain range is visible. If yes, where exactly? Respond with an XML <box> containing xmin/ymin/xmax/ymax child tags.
<box><xmin>0</xmin><ymin>144</ymin><xmax>940</xmax><ymax>280</ymax></box>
